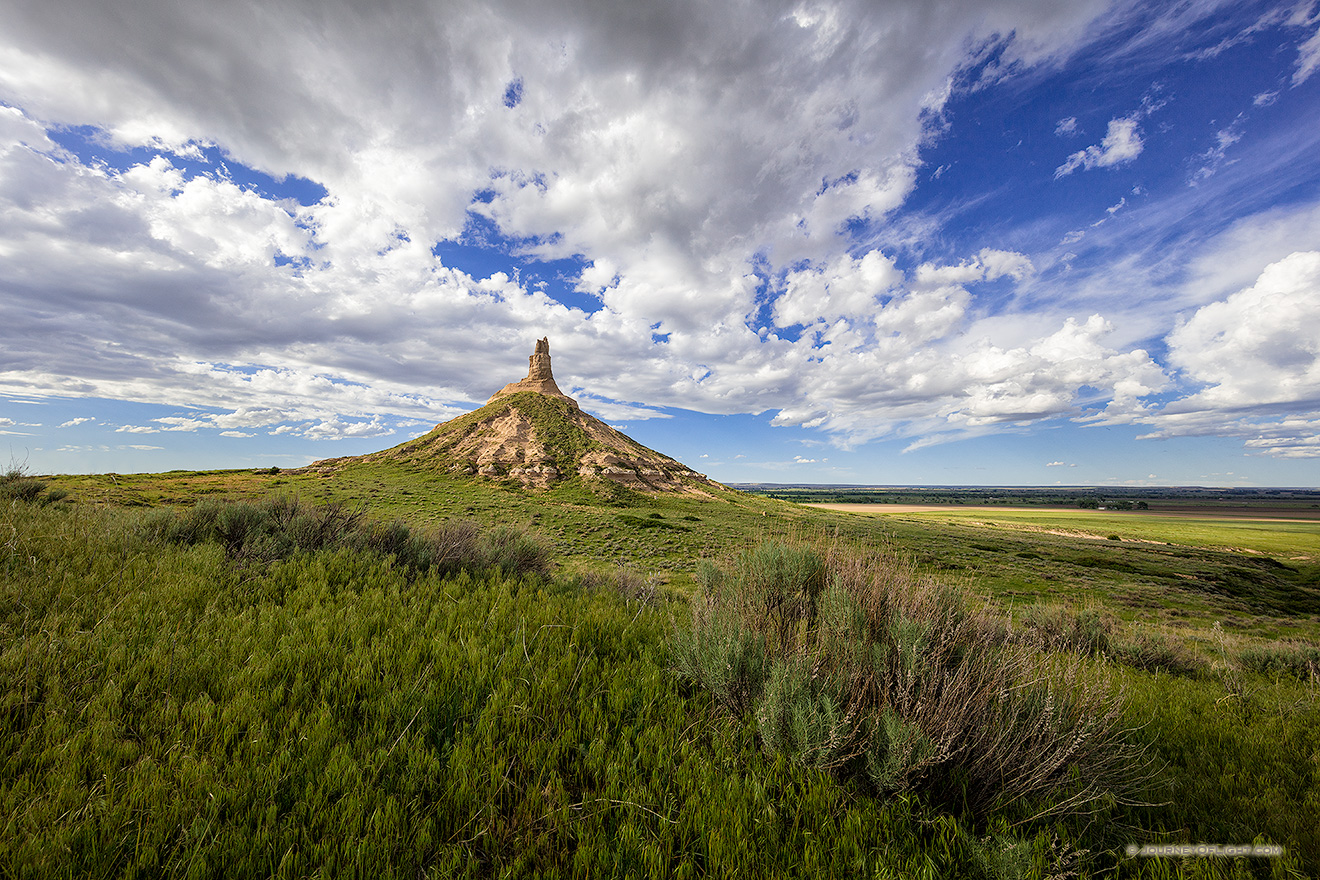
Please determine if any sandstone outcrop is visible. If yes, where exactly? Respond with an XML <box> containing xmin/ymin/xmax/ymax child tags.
<box><xmin>306</xmin><ymin>337</ymin><xmax>720</xmax><ymax>496</ymax></box>
<box><xmin>487</xmin><ymin>337</ymin><xmax>578</xmax><ymax>408</ymax></box>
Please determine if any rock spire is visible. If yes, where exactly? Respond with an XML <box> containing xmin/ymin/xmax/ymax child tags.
<box><xmin>487</xmin><ymin>337</ymin><xmax>578</xmax><ymax>408</ymax></box>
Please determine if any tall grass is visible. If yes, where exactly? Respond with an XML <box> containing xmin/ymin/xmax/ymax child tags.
<box><xmin>673</xmin><ymin>540</ymin><xmax>1155</xmax><ymax>822</ymax></box>
<box><xmin>0</xmin><ymin>465</ymin><xmax>67</xmax><ymax>506</ymax></box>
<box><xmin>2</xmin><ymin>500</ymin><xmax>1080</xmax><ymax>878</ymax></box>
<box><xmin>136</xmin><ymin>496</ymin><xmax>551</xmax><ymax>578</ymax></box>
<box><xmin>4</xmin><ymin>500</ymin><xmax>1316</xmax><ymax>876</ymax></box>
<box><xmin>1018</xmin><ymin>603</ymin><xmax>1113</xmax><ymax>655</ymax></box>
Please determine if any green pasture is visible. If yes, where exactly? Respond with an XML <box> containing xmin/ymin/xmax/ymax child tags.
<box><xmin>45</xmin><ymin>466</ymin><xmax>1320</xmax><ymax>645</ymax></box>
<box><xmin>808</xmin><ymin>504</ymin><xmax>1320</xmax><ymax>559</ymax></box>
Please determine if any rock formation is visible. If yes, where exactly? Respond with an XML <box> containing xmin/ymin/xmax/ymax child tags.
<box><xmin>305</xmin><ymin>337</ymin><xmax>720</xmax><ymax>496</ymax></box>
<box><xmin>487</xmin><ymin>337</ymin><xmax>578</xmax><ymax>408</ymax></box>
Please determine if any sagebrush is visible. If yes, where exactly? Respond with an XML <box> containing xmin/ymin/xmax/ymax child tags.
<box><xmin>673</xmin><ymin>540</ymin><xmax>1155</xmax><ymax>821</ymax></box>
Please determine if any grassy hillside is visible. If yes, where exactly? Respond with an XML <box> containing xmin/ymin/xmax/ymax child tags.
<box><xmin>6</xmin><ymin>465</ymin><xmax>1320</xmax><ymax>877</ymax></box>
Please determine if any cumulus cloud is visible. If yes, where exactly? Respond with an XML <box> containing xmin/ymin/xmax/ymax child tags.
<box><xmin>915</xmin><ymin>249</ymin><xmax>1034</xmax><ymax>286</ymax></box>
<box><xmin>302</xmin><ymin>415</ymin><xmax>394</xmax><ymax>441</ymax></box>
<box><xmin>58</xmin><ymin>417</ymin><xmax>94</xmax><ymax>427</ymax></box>
<box><xmin>4</xmin><ymin>0</ymin><xmax>1310</xmax><ymax>464</ymax></box>
<box><xmin>1054</xmin><ymin>116</ymin><xmax>1144</xmax><ymax>177</ymax></box>
<box><xmin>1166</xmin><ymin>251</ymin><xmax>1320</xmax><ymax>409</ymax></box>
<box><xmin>1130</xmin><ymin>252</ymin><xmax>1320</xmax><ymax>456</ymax></box>
<box><xmin>775</xmin><ymin>250</ymin><xmax>902</xmax><ymax>326</ymax></box>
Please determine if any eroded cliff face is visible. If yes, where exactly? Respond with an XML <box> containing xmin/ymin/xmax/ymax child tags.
<box><xmin>391</xmin><ymin>391</ymin><xmax>714</xmax><ymax>494</ymax></box>
<box><xmin>486</xmin><ymin>337</ymin><xmax>578</xmax><ymax>408</ymax></box>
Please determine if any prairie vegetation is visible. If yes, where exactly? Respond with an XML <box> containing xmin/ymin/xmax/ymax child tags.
<box><xmin>5</xmin><ymin>466</ymin><xmax>1319</xmax><ymax>877</ymax></box>
<box><xmin>672</xmin><ymin>541</ymin><xmax>1152</xmax><ymax>822</ymax></box>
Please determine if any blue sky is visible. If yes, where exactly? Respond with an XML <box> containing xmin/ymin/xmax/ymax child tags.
<box><xmin>2</xmin><ymin>0</ymin><xmax>1319</xmax><ymax>487</ymax></box>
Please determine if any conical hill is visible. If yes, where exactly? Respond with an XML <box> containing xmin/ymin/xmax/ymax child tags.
<box><xmin>304</xmin><ymin>339</ymin><xmax>720</xmax><ymax>496</ymax></box>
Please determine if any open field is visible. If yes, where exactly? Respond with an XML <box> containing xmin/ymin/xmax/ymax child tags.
<box><xmin>807</xmin><ymin>501</ymin><xmax>1320</xmax><ymax>522</ymax></box>
<box><xmin>804</xmin><ymin>503</ymin><xmax>1320</xmax><ymax>558</ymax></box>
<box><xmin>42</xmin><ymin>466</ymin><xmax>1320</xmax><ymax>643</ymax></box>
<box><xmin>8</xmin><ymin>465</ymin><xmax>1320</xmax><ymax>877</ymax></box>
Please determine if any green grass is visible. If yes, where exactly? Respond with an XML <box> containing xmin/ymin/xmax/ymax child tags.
<box><xmin>835</xmin><ymin>505</ymin><xmax>1320</xmax><ymax>559</ymax></box>
<box><xmin>43</xmin><ymin>463</ymin><xmax>1320</xmax><ymax>647</ymax></box>
<box><xmin>12</xmin><ymin>466</ymin><xmax>1320</xmax><ymax>876</ymax></box>
<box><xmin>0</xmin><ymin>499</ymin><xmax>1137</xmax><ymax>879</ymax></box>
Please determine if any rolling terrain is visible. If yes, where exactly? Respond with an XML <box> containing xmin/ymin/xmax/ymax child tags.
<box><xmin>5</xmin><ymin>358</ymin><xmax>1319</xmax><ymax>877</ymax></box>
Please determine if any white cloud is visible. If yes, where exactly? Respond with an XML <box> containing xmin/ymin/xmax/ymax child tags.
<box><xmin>1244</xmin><ymin>432</ymin><xmax>1320</xmax><ymax>459</ymax></box>
<box><xmin>572</xmin><ymin>395</ymin><xmax>672</xmax><ymax>423</ymax></box>
<box><xmin>1046</xmin><ymin>460</ymin><xmax>1076</xmax><ymax>467</ymax></box>
<box><xmin>219</xmin><ymin>430</ymin><xmax>255</xmax><ymax>438</ymax></box>
<box><xmin>1126</xmin><ymin>252</ymin><xmax>1320</xmax><ymax>457</ymax></box>
<box><xmin>775</xmin><ymin>250</ymin><xmax>902</xmax><ymax>326</ymax></box>
<box><xmin>1054</xmin><ymin>116</ymin><xmax>1144</xmax><ymax>177</ymax></box>
<box><xmin>301</xmin><ymin>415</ymin><xmax>394</xmax><ymax>441</ymax></box>
<box><xmin>1293</xmin><ymin>23</ymin><xmax>1320</xmax><ymax>85</ymax></box>
<box><xmin>1054</xmin><ymin>116</ymin><xmax>1078</xmax><ymax>136</ymax></box>
<box><xmin>114</xmin><ymin>425</ymin><xmax>159</xmax><ymax>434</ymax></box>
<box><xmin>0</xmin><ymin>417</ymin><xmax>13</xmax><ymax>427</ymax></box>
<box><xmin>10</xmin><ymin>0</ymin><xmax>1311</xmax><ymax>466</ymax></box>
<box><xmin>1166</xmin><ymin>251</ymin><xmax>1320</xmax><ymax>410</ymax></box>
<box><xmin>58</xmin><ymin>417</ymin><xmax>94</xmax><ymax>427</ymax></box>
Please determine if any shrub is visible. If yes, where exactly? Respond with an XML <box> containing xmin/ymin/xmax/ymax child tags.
<box><xmin>576</xmin><ymin>564</ymin><xmax>658</xmax><ymax>605</ymax></box>
<box><xmin>1111</xmin><ymin>632</ymin><xmax>1207</xmax><ymax>678</ymax></box>
<box><xmin>673</xmin><ymin>541</ymin><xmax>1152</xmax><ymax>821</ymax></box>
<box><xmin>724</xmin><ymin>541</ymin><xmax>826</xmax><ymax>649</ymax></box>
<box><xmin>671</xmin><ymin>596</ymin><xmax>768</xmax><ymax>715</ymax></box>
<box><xmin>140</xmin><ymin>497</ymin><xmax>368</xmax><ymax>563</ymax></box>
<box><xmin>1</xmin><ymin>466</ymin><xmax>65</xmax><ymax>506</ymax></box>
<box><xmin>139</xmin><ymin>498</ymin><xmax>551</xmax><ymax>579</ymax></box>
<box><xmin>480</xmin><ymin>524</ymin><xmax>552</xmax><ymax>578</ymax></box>
<box><xmin>1238</xmin><ymin>641</ymin><xmax>1320</xmax><ymax>682</ymax></box>
<box><xmin>1019</xmin><ymin>603</ymin><xmax>1113</xmax><ymax>655</ymax></box>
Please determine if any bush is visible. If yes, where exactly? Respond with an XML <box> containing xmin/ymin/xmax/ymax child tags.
<box><xmin>575</xmin><ymin>565</ymin><xmax>659</xmax><ymax>605</ymax></box>
<box><xmin>1111</xmin><ymin>631</ymin><xmax>1207</xmax><ymax>678</ymax></box>
<box><xmin>673</xmin><ymin>541</ymin><xmax>1152</xmax><ymax>821</ymax></box>
<box><xmin>1</xmin><ymin>466</ymin><xmax>65</xmax><ymax>506</ymax></box>
<box><xmin>1238</xmin><ymin>641</ymin><xmax>1320</xmax><ymax>682</ymax></box>
<box><xmin>139</xmin><ymin>498</ymin><xmax>551</xmax><ymax>579</ymax></box>
<box><xmin>1019</xmin><ymin>603</ymin><xmax>1112</xmax><ymax>655</ymax></box>
<box><xmin>671</xmin><ymin>594</ymin><xmax>769</xmax><ymax>715</ymax></box>
<box><xmin>480</xmin><ymin>524</ymin><xmax>552</xmax><ymax>578</ymax></box>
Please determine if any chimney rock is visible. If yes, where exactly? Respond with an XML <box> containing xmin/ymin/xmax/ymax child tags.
<box><xmin>487</xmin><ymin>337</ymin><xmax>579</xmax><ymax>408</ymax></box>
